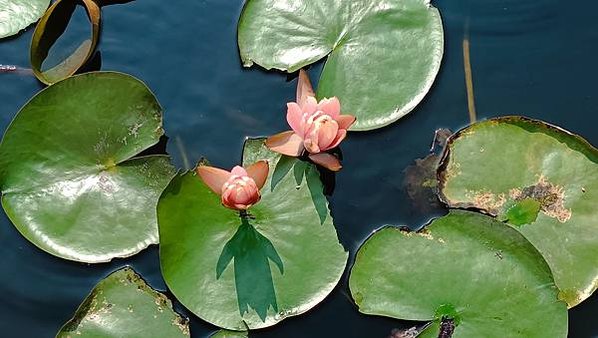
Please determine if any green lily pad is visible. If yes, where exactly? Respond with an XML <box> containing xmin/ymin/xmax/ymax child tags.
<box><xmin>437</xmin><ymin>116</ymin><xmax>598</xmax><ymax>307</ymax></box>
<box><xmin>0</xmin><ymin>0</ymin><xmax>50</xmax><ymax>38</ymax></box>
<box><xmin>349</xmin><ymin>210</ymin><xmax>568</xmax><ymax>337</ymax></box>
<box><xmin>0</xmin><ymin>72</ymin><xmax>175</xmax><ymax>263</ymax></box>
<box><xmin>30</xmin><ymin>0</ymin><xmax>101</xmax><ymax>85</ymax></box>
<box><xmin>57</xmin><ymin>267</ymin><xmax>190</xmax><ymax>338</ymax></box>
<box><xmin>238</xmin><ymin>0</ymin><xmax>444</xmax><ymax>131</ymax></box>
<box><xmin>158</xmin><ymin>138</ymin><xmax>348</xmax><ymax>330</ymax></box>
<box><xmin>210</xmin><ymin>330</ymin><xmax>248</xmax><ymax>338</ymax></box>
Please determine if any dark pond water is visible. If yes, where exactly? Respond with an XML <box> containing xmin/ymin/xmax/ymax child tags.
<box><xmin>0</xmin><ymin>0</ymin><xmax>596</xmax><ymax>337</ymax></box>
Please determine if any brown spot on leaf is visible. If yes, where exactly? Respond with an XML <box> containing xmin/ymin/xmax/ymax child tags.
<box><xmin>511</xmin><ymin>176</ymin><xmax>571</xmax><ymax>223</ymax></box>
<box><xmin>417</xmin><ymin>228</ymin><xmax>435</xmax><ymax>241</ymax></box>
<box><xmin>467</xmin><ymin>191</ymin><xmax>506</xmax><ymax>215</ymax></box>
<box><xmin>172</xmin><ymin>317</ymin><xmax>190</xmax><ymax>335</ymax></box>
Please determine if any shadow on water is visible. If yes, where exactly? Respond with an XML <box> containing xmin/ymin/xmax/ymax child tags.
<box><xmin>216</xmin><ymin>217</ymin><xmax>284</xmax><ymax>321</ymax></box>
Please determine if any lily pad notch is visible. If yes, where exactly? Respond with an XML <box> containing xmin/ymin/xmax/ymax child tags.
<box><xmin>0</xmin><ymin>72</ymin><xmax>175</xmax><ymax>263</ymax></box>
<box><xmin>238</xmin><ymin>0</ymin><xmax>444</xmax><ymax>130</ymax></box>
<box><xmin>158</xmin><ymin>138</ymin><xmax>348</xmax><ymax>330</ymax></box>
<box><xmin>349</xmin><ymin>210</ymin><xmax>568</xmax><ymax>338</ymax></box>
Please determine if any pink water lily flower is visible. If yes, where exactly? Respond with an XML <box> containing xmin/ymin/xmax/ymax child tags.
<box><xmin>266</xmin><ymin>69</ymin><xmax>356</xmax><ymax>171</ymax></box>
<box><xmin>196</xmin><ymin>160</ymin><xmax>269</xmax><ymax>211</ymax></box>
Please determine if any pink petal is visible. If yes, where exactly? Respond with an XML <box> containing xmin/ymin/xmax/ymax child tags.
<box><xmin>303</xmin><ymin>137</ymin><xmax>320</xmax><ymax>153</ymax></box>
<box><xmin>296</xmin><ymin>69</ymin><xmax>315</xmax><ymax>107</ymax></box>
<box><xmin>318</xmin><ymin>97</ymin><xmax>341</xmax><ymax>118</ymax></box>
<box><xmin>246</xmin><ymin>160</ymin><xmax>269</xmax><ymax>190</ymax></box>
<box><xmin>303</xmin><ymin>96</ymin><xmax>318</xmax><ymax>114</ymax></box>
<box><xmin>317</xmin><ymin>119</ymin><xmax>340</xmax><ymax>151</ymax></box>
<box><xmin>336</xmin><ymin>114</ymin><xmax>356</xmax><ymax>130</ymax></box>
<box><xmin>231</xmin><ymin>166</ymin><xmax>248</xmax><ymax>176</ymax></box>
<box><xmin>286</xmin><ymin>102</ymin><xmax>304</xmax><ymax>135</ymax></box>
<box><xmin>308</xmin><ymin>153</ymin><xmax>342</xmax><ymax>172</ymax></box>
<box><xmin>196</xmin><ymin>165</ymin><xmax>231</xmax><ymax>195</ymax></box>
<box><xmin>265</xmin><ymin>131</ymin><xmax>305</xmax><ymax>157</ymax></box>
<box><xmin>327</xmin><ymin>129</ymin><xmax>347</xmax><ymax>150</ymax></box>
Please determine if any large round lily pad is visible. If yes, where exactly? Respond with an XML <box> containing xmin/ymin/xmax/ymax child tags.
<box><xmin>158</xmin><ymin>138</ymin><xmax>348</xmax><ymax>330</ymax></box>
<box><xmin>0</xmin><ymin>72</ymin><xmax>175</xmax><ymax>263</ymax></box>
<box><xmin>437</xmin><ymin>116</ymin><xmax>598</xmax><ymax>307</ymax></box>
<box><xmin>349</xmin><ymin>210</ymin><xmax>568</xmax><ymax>337</ymax></box>
<box><xmin>57</xmin><ymin>267</ymin><xmax>190</xmax><ymax>338</ymax></box>
<box><xmin>0</xmin><ymin>0</ymin><xmax>50</xmax><ymax>38</ymax></box>
<box><xmin>238</xmin><ymin>0</ymin><xmax>444</xmax><ymax>131</ymax></box>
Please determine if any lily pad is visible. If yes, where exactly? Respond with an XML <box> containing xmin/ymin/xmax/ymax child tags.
<box><xmin>158</xmin><ymin>138</ymin><xmax>348</xmax><ymax>330</ymax></box>
<box><xmin>238</xmin><ymin>0</ymin><xmax>444</xmax><ymax>131</ymax></box>
<box><xmin>437</xmin><ymin>116</ymin><xmax>598</xmax><ymax>307</ymax></box>
<box><xmin>30</xmin><ymin>0</ymin><xmax>101</xmax><ymax>85</ymax></box>
<box><xmin>0</xmin><ymin>0</ymin><xmax>50</xmax><ymax>38</ymax></box>
<box><xmin>210</xmin><ymin>330</ymin><xmax>248</xmax><ymax>338</ymax></box>
<box><xmin>349</xmin><ymin>210</ymin><xmax>568</xmax><ymax>337</ymax></box>
<box><xmin>57</xmin><ymin>267</ymin><xmax>190</xmax><ymax>338</ymax></box>
<box><xmin>0</xmin><ymin>72</ymin><xmax>175</xmax><ymax>263</ymax></box>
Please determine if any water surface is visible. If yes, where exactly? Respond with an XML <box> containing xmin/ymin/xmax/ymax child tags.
<box><xmin>0</xmin><ymin>0</ymin><xmax>596</xmax><ymax>337</ymax></box>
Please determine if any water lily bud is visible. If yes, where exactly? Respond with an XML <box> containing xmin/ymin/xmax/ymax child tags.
<box><xmin>221</xmin><ymin>168</ymin><xmax>261</xmax><ymax>210</ymax></box>
<box><xmin>196</xmin><ymin>161</ymin><xmax>269</xmax><ymax>211</ymax></box>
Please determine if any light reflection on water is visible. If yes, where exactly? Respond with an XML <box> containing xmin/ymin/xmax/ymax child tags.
<box><xmin>0</xmin><ymin>0</ymin><xmax>596</xmax><ymax>337</ymax></box>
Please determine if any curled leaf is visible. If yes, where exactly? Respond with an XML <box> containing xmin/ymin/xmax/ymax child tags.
<box><xmin>30</xmin><ymin>0</ymin><xmax>100</xmax><ymax>84</ymax></box>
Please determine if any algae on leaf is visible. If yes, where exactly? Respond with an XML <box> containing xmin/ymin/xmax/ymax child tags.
<box><xmin>437</xmin><ymin>116</ymin><xmax>598</xmax><ymax>307</ymax></box>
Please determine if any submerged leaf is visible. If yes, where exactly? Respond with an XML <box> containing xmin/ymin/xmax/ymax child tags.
<box><xmin>349</xmin><ymin>210</ymin><xmax>568</xmax><ymax>338</ymax></box>
<box><xmin>56</xmin><ymin>267</ymin><xmax>190</xmax><ymax>338</ymax></box>
<box><xmin>238</xmin><ymin>0</ymin><xmax>444</xmax><ymax>130</ymax></box>
<box><xmin>437</xmin><ymin>116</ymin><xmax>598</xmax><ymax>307</ymax></box>
<box><xmin>0</xmin><ymin>72</ymin><xmax>175</xmax><ymax>263</ymax></box>
<box><xmin>158</xmin><ymin>138</ymin><xmax>347</xmax><ymax>330</ymax></box>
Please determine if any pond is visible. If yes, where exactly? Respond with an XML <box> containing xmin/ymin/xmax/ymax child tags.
<box><xmin>0</xmin><ymin>0</ymin><xmax>596</xmax><ymax>337</ymax></box>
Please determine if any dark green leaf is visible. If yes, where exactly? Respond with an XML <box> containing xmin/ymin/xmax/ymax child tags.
<box><xmin>158</xmin><ymin>139</ymin><xmax>347</xmax><ymax>330</ymax></box>
<box><xmin>349</xmin><ymin>210</ymin><xmax>568</xmax><ymax>337</ymax></box>
<box><xmin>0</xmin><ymin>72</ymin><xmax>175</xmax><ymax>263</ymax></box>
<box><xmin>501</xmin><ymin>198</ymin><xmax>541</xmax><ymax>226</ymax></box>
